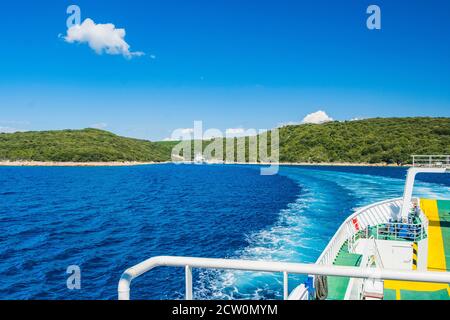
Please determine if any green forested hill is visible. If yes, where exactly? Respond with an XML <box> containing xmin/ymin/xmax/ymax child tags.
<box><xmin>277</xmin><ymin>117</ymin><xmax>450</xmax><ymax>164</ymax></box>
<box><xmin>0</xmin><ymin>128</ymin><xmax>172</xmax><ymax>162</ymax></box>
<box><xmin>0</xmin><ymin>118</ymin><xmax>449</xmax><ymax>164</ymax></box>
<box><xmin>188</xmin><ymin>117</ymin><xmax>450</xmax><ymax>165</ymax></box>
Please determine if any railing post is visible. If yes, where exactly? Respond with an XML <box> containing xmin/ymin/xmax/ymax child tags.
<box><xmin>283</xmin><ymin>271</ymin><xmax>288</xmax><ymax>300</ymax></box>
<box><xmin>185</xmin><ymin>265</ymin><xmax>193</xmax><ymax>300</ymax></box>
<box><xmin>421</xmin><ymin>223</ymin><xmax>425</xmax><ymax>240</ymax></box>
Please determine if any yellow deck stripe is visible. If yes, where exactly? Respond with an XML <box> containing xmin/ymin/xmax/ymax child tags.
<box><xmin>420</xmin><ymin>199</ymin><xmax>447</xmax><ymax>271</ymax></box>
<box><xmin>384</xmin><ymin>281</ymin><xmax>449</xmax><ymax>295</ymax></box>
<box><xmin>384</xmin><ymin>200</ymin><xmax>449</xmax><ymax>299</ymax></box>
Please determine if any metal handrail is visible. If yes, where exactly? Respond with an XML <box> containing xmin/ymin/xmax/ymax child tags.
<box><xmin>117</xmin><ymin>256</ymin><xmax>450</xmax><ymax>300</ymax></box>
<box><xmin>345</xmin><ymin>236</ymin><xmax>379</xmax><ymax>300</ymax></box>
<box><xmin>412</xmin><ymin>155</ymin><xmax>450</xmax><ymax>168</ymax></box>
<box><xmin>375</xmin><ymin>222</ymin><xmax>424</xmax><ymax>241</ymax></box>
<box><xmin>366</xmin><ymin>236</ymin><xmax>384</xmax><ymax>269</ymax></box>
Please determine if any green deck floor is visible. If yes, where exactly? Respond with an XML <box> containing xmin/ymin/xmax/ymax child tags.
<box><xmin>437</xmin><ymin>200</ymin><xmax>450</xmax><ymax>268</ymax></box>
<box><xmin>327</xmin><ymin>242</ymin><xmax>362</xmax><ymax>300</ymax></box>
<box><xmin>327</xmin><ymin>200</ymin><xmax>450</xmax><ymax>300</ymax></box>
<box><xmin>384</xmin><ymin>288</ymin><xmax>449</xmax><ymax>300</ymax></box>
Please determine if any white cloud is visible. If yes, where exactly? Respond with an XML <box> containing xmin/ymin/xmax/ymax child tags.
<box><xmin>164</xmin><ymin>127</ymin><xmax>260</xmax><ymax>141</ymax></box>
<box><xmin>203</xmin><ymin>130</ymin><xmax>222</xmax><ymax>140</ymax></box>
<box><xmin>0</xmin><ymin>127</ymin><xmax>22</xmax><ymax>133</ymax></box>
<box><xmin>226</xmin><ymin>128</ymin><xmax>245</xmax><ymax>136</ymax></box>
<box><xmin>165</xmin><ymin>128</ymin><xmax>194</xmax><ymax>141</ymax></box>
<box><xmin>90</xmin><ymin>123</ymin><xmax>108</xmax><ymax>130</ymax></box>
<box><xmin>0</xmin><ymin>120</ymin><xmax>30</xmax><ymax>133</ymax></box>
<box><xmin>278</xmin><ymin>110</ymin><xmax>333</xmax><ymax>128</ymax></box>
<box><xmin>277</xmin><ymin>121</ymin><xmax>299</xmax><ymax>128</ymax></box>
<box><xmin>64</xmin><ymin>18</ymin><xmax>144</xmax><ymax>59</ymax></box>
<box><xmin>225</xmin><ymin>128</ymin><xmax>258</xmax><ymax>138</ymax></box>
<box><xmin>179</xmin><ymin>128</ymin><xmax>194</xmax><ymax>135</ymax></box>
<box><xmin>302</xmin><ymin>110</ymin><xmax>333</xmax><ymax>124</ymax></box>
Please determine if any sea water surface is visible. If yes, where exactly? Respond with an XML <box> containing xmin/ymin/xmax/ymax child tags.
<box><xmin>0</xmin><ymin>164</ymin><xmax>449</xmax><ymax>300</ymax></box>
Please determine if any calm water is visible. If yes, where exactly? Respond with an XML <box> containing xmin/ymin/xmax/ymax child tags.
<box><xmin>0</xmin><ymin>164</ymin><xmax>449</xmax><ymax>300</ymax></box>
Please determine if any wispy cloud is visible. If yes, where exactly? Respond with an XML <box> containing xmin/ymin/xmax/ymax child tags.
<box><xmin>225</xmin><ymin>128</ymin><xmax>258</xmax><ymax>138</ymax></box>
<box><xmin>0</xmin><ymin>126</ymin><xmax>23</xmax><ymax>133</ymax></box>
<box><xmin>90</xmin><ymin>122</ymin><xmax>108</xmax><ymax>130</ymax></box>
<box><xmin>225</xmin><ymin>128</ymin><xmax>245</xmax><ymax>137</ymax></box>
<box><xmin>63</xmin><ymin>18</ymin><xmax>144</xmax><ymax>59</ymax></box>
<box><xmin>0</xmin><ymin>120</ymin><xmax>30</xmax><ymax>133</ymax></box>
<box><xmin>164</xmin><ymin>127</ymin><xmax>259</xmax><ymax>141</ymax></box>
<box><xmin>164</xmin><ymin>128</ymin><xmax>194</xmax><ymax>141</ymax></box>
<box><xmin>277</xmin><ymin>121</ymin><xmax>299</xmax><ymax>128</ymax></box>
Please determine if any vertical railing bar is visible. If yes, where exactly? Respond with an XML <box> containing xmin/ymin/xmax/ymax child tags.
<box><xmin>185</xmin><ymin>265</ymin><xmax>193</xmax><ymax>300</ymax></box>
<box><xmin>283</xmin><ymin>271</ymin><xmax>288</xmax><ymax>300</ymax></box>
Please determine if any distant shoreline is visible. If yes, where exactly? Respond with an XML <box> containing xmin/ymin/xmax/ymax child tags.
<box><xmin>234</xmin><ymin>161</ymin><xmax>408</xmax><ymax>167</ymax></box>
<box><xmin>0</xmin><ymin>160</ymin><xmax>408</xmax><ymax>167</ymax></box>
<box><xmin>0</xmin><ymin>161</ymin><xmax>170</xmax><ymax>167</ymax></box>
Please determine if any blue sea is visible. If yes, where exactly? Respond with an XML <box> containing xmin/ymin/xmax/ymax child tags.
<box><xmin>0</xmin><ymin>164</ymin><xmax>449</xmax><ymax>300</ymax></box>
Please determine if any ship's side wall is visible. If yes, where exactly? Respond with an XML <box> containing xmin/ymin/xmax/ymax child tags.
<box><xmin>316</xmin><ymin>198</ymin><xmax>405</xmax><ymax>265</ymax></box>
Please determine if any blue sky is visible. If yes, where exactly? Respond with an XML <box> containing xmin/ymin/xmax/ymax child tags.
<box><xmin>0</xmin><ymin>0</ymin><xmax>449</xmax><ymax>140</ymax></box>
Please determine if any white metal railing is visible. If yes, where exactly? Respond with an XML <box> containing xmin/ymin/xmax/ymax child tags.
<box><xmin>359</xmin><ymin>237</ymin><xmax>384</xmax><ymax>269</ymax></box>
<box><xmin>316</xmin><ymin>198</ymin><xmax>404</xmax><ymax>266</ymax></box>
<box><xmin>345</xmin><ymin>237</ymin><xmax>379</xmax><ymax>300</ymax></box>
<box><xmin>375</xmin><ymin>222</ymin><xmax>424</xmax><ymax>241</ymax></box>
<box><xmin>348</xmin><ymin>228</ymin><xmax>369</xmax><ymax>253</ymax></box>
<box><xmin>419</xmin><ymin>207</ymin><xmax>429</xmax><ymax>234</ymax></box>
<box><xmin>412</xmin><ymin>155</ymin><xmax>450</xmax><ymax>168</ymax></box>
<box><xmin>117</xmin><ymin>256</ymin><xmax>450</xmax><ymax>300</ymax></box>
<box><xmin>371</xmin><ymin>238</ymin><xmax>384</xmax><ymax>269</ymax></box>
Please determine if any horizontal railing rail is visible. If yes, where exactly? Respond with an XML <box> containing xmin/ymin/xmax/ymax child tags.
<box><xmin>375</xmin><ymin>222</ymin><xmax>425</xmax><ymax>241</ymax></box>
<box><xmin>412</xmin><ymin>155</ymin><xmax>450</xmax><ymax>168</ymax></box>
<box><xmin>118</xmin><ymin>256</ymin><xmax>450</xmax><ymax>300</ymax></box>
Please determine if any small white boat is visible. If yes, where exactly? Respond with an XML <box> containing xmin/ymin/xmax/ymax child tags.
<box><xmin>194</xmin><ymin>153</ymin><xmax>206</xmax><ymax>164</ymax></box>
